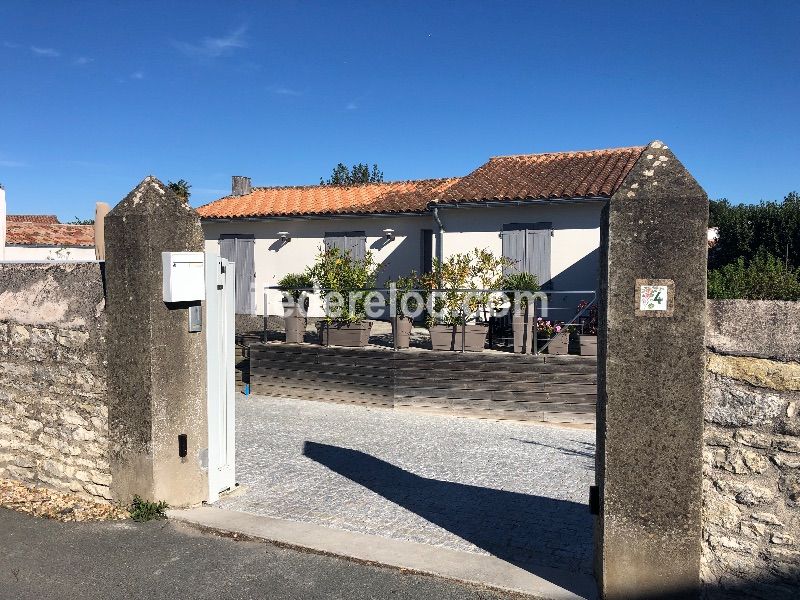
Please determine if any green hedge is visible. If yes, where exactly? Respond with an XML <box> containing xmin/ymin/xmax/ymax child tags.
<box><xmin>708</xmin><ymin>253</ymin><xmax>800</xmax><ymax>300</ymax></box>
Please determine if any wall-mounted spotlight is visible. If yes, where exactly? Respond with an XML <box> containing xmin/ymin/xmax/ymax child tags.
<box><xmin>278</xmin><ymin>231</ymin><xmax>291</xmax><ymax>243</ymax></box>
<box><xmin>383</xmin><ymin>228</ymin><xmax>395</xmax><ymax>242</ymax></box>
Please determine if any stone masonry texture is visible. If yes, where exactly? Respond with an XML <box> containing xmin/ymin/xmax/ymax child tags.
<box><xmin>596</xmin><ymin>140</ymin><xmax>709</xmax><ymax>598</ymax></box>
<box><xmin>702</xmin><ymin>300</ymin><xmax>800</xmax><ymax>599</ymax></box>
<box><xmin>0</xmin><ymin>263</ymin><xmax>111</xmax><ymax>502</ymax></box>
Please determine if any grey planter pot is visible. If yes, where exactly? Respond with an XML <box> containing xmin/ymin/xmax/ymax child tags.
<box><xmin>544</xmin><ymin>331</ymin><xmax>571</xmax><ymax>355</ymax></box>
<box><xmin>429</xmin><ymin>324</ymin><xmax>488</xmax><ymax>352</ymax></box>
<box><xmin>317</xmin><ymin>321</ymin><xmax>373</xmax><ymax>347</ymax></box>
<box><xmin>284</xmin><ymin>310</ymin><xmax>305</xmax><ymax>344</ymax></box>
<box><xmin>391</xmin><ymin>316</ymin><xmax>413</xmax><ymax>349</ymax></box>
<box><xmin>512</xmin><ymin>308</ymin><xmax>535</xmax><ymax>353</ymax></box>
<box><xmin>578</xmin><ymin>334</ymin><xmax>597</xmax><ymax>356</ymax></box>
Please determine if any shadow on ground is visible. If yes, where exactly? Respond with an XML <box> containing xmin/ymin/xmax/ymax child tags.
<box><xmin>303</xmin><ymin>440</ymin><xmax>594</xmax><ymax>598</ymax></box>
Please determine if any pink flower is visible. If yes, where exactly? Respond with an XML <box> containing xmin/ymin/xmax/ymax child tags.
<box><xmin>555</xmin><ymin>325</ymin><xmax>562</xmax><ymax>333</ymax></box>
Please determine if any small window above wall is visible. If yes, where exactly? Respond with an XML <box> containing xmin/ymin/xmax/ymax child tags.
<box><xmin>324</xmin><ymin>231</ymin><xmax>366</xmax><ymax>261</ymax></box>
<box><xmin>501</xmin><ymin>222</ymin><xmax>552</xmax><ymax>288</ymax></box>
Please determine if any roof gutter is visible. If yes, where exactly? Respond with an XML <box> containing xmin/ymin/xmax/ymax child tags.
<box><xmin>427</xmin><ymin>196</ymin><xmax>609</xmax><ymax>210</ymax></box>
<box><xmin>199</xmin><ymin>211</ymin><xmax>429</xmax><ymax>223</ymax></box>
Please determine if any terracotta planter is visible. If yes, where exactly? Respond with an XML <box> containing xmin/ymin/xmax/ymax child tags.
<box><xmin>283</xmin><ymin>308</ymin><xmax>305</xmax><ymax>344</ymax></box>
<box><xmin>429</xmin><ymin>324</ymin><xmax>488</xmax><ymax>352</ymax></box>
<box><xmin>512</xmin><ymin>308</ymin><xmax>535</xmax><ymax>353</ymax></box>
<box><xmin>543</xmin><ymin>331</ymin><xmax>570</xmax><ymax>355</ymax></box>
<box><xmin>391</xmin><ymin>316</ymin><xmax>413</xmax><ymax>349</ymax></box>
<box><xmin>578</xmin><ymin>334</ymin><xmax>597</xmax><ymax>356</ymax></box>
<box><xmin>317</xmin><ymin>321</ymin><xmax>372</xmax><ymax>347</ymax></box>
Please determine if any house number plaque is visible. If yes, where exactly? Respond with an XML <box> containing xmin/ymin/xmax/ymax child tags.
<box><xmin>635</xmin><ymin>279</ymin><xmax>675</xmax><ymax>317</ymax></box>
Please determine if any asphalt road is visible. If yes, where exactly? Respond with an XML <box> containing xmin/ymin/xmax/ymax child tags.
<box><xmin>0</xmin><ymin>508</ymin><xmax>526</xmax><ymax>600</ymax></box>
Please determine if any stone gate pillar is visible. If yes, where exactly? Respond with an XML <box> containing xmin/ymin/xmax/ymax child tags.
<box><xmin>595</xmin><ymin>141</ymin><xmax>709</xmax><ymax>598</ymax></box>
<box><xmin>105</xmin><ymin>176</ymin><xmax>208</xmax><ymax>506</ymax></box>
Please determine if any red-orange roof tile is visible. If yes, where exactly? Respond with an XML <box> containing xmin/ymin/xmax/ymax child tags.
<box><xmin>197</xmin><ymin>145</ymin><xmax>647</xmax><ymax>219</ymax></box>
<box><xmin>5</xmin><ymin>222</ymin><xmax>95</xmax><ymax>247</ymax></box>
<box><xmin>197</xmin><ymin>178</ymin><xmax>460</xmax><ymax>219</ymax></box>
<box><xmin>6</xmin><ymin>214</ymin><xmax>60</xmax><ymax>224</ymax></box>
<box><xmin>436</xmin><ymin>146</ymin><xmax>646</xmax><ymax>204</ymax></box>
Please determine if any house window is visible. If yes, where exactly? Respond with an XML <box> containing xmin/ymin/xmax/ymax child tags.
<box><xmin>324</xmin><ymin>231</ymin><xmax>366</xmax><ymax>261</ymax></box>
<box><xmin>420</xmin><ymin>229</ymin><xmax>433</xmax><ymax>273</ymax></box>
<box><xmin>501</xmin><ymin>222</ymin><xmax>552</xmax><ymax>287</ymax></box>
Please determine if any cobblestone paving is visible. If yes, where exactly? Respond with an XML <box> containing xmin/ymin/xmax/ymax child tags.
<box><xmin>218</xmin><ymin>395</ymin><xmax>595</xmax><ymax>574</ymax></box>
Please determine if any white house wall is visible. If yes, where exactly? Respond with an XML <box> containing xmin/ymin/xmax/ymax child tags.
<box><xmin>436</xmin><ymin>202</ymin><xmax>603</xmax><ymax>316</ymax></box>
<box><xmin>203</xmin><ymin>214</ymin><xmax>435</xmax><ymax>316</ymax></box>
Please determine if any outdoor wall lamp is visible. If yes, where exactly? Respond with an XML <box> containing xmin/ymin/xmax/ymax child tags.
<box><xmin>383</xmin><ymin>228</ymin><xmax>395</xmax><ymax>241</ymax></box>
<box><xmin>278</xmin><ymin>231</ymin><xmax>291</xmax><ymax>243</ymax></box>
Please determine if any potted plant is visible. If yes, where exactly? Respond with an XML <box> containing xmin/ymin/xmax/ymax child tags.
<box><xmin>576</xmin><ymin>299</ymin><xmax>598</xmax><ymax>356</ymax></box>
<box><xmin>308</xmin><ymin>246</ymin><xmax>381</xmax><ymax>347</ymax></box>
<box><xmin>536</xmin><ymin>318</ymin><xmax>570</xmax><ymax>354</ymax></box>
<box><xmin>421</xmin><ymin>249</ymin><xmax>508</xmax><ymax>352</ymax></box>
<box><xmin>501</xmin><ymin>272</ymin><xmax>540</xmax><ymax>353</ymax></box>
<box><xmin>386</xmin><ymin>272</ymin><xmax>419</xmax><ymax>349</ymax></box>
<box><xmin>277</xmin><ymin>272</ymin><xmax>313</xmax><ymax>343</ymax></box>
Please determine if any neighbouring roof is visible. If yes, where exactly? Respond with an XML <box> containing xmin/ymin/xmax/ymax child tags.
<box><xmin>5</xmin><ymin>222</ymin><xmax>95</xmax><ymax>247</ymax></box>
<box><xmin>6</xmin><ymin>214</ymin><xmax>60</xmax><ymax>224</ymax></box>
<box><xmin>197</xmin><ymin>145</ymin><xmax>647</xmax><ymax>220</ymax></box>
<box><xmin>197</xmin><ymin>178</ymin><xmax>460</xmax><ymax>219</ymax></box>
<box><xmin>436</xmin><ymin>146</ymin><xmax>646</xmax><ymax>204</ymax></box>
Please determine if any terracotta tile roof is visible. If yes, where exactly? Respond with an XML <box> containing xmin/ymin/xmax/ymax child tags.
<box><xmin>197</xmin><ymin>178</ymin><xmax>460</xmax><ymax>219</ymax></box>
<box><xmin>197</xmin><ymin>145</ymin><xmax>647</xmax><ymax>219</ymax></box>
<box><xmin>436</xmin><ymin>146</ymin><xmax>646</xmax><ymax>204</ymax></box>
<box><xmin>6</xmin><ymin>214</ymin><xmax>60</xmax><ymax>224</ymax></box>
<box><xmin>5</xmin><ymin>222</ymin><xmax>95</xmax><ymax>247</ymax></box>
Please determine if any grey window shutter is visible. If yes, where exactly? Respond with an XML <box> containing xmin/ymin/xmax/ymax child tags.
<box><xmin>237</xmin><ymin>238</ymin><xmax>256</xmax><ymax>314</ymax></box>
<box><xmin>219</xmin><ymin>235</ymin><xmax>256</xmax><ymax>315</ymax></box>
<box><xmin>501</xmin><ymin>227</ymin><xmax>525</xmax><ymax>275</ymax></box>
<box><xmin>324</xmin><ymin>233</ymin><xmax>347</xmax><ymax>254</ymax></box>
<box><xmin>347</xmin><ymin>231</ymin><xmax>366</xmax><ymax>262</ymax></box>
<box><xmin>219</xmin><ymin>236</ymin><xmax>237</xmax><ymax>264</ymax></box>
<box><xmin>526</xmin><ymin>226</ymin><xmax>552</xmax><ymax>288</ymax></box>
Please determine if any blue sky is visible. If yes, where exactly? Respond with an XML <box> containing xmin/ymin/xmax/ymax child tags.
<box><xmin>0</xmin><ymin>1</ymin><xmax>798</xmax><ymax>221</ymax></box>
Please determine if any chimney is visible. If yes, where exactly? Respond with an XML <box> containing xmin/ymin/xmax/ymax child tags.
<box><xmin>232</xmin><ymin>176</ymin><xmax>252</xmax><ymax>196</ymax></box>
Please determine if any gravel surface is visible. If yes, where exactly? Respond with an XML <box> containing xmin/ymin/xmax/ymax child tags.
<box><xmin>219</xmin><ymin>395</ymin><xmax>595</xmax><ymax>574</ymax></box>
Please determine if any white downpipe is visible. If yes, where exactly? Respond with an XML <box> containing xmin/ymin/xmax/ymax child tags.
<box><xmin>432</xmin><ymin>205</ymin><xmax>444</xmax><ymax>265</ymax></box>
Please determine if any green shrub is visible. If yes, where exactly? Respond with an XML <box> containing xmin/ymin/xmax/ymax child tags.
<box><xmin>307</xmin><ymin>247</ymin><xmax>381</xmax><ymax>323</ymax></box>
<box><xmin>709</xmin><ymin>192</ymin><xmax>800</xmax><ymax>270</ymax></box>
<box><xmin>277</xmin><ymin>272</ymin><xmax>314</xmax><ymax>302</ymax></box>
<box><xmin>129</xmin><ymin>495</ymin><xmax>169</xmax><ymax>522</ymax></box>
<box><xmin>708</xmin><ymin>253</ymin><xmax>800</xmax><ymax>300</ymax></box>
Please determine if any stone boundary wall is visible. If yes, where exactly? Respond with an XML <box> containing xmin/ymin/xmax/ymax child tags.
<box><xmin>0</xmin><ymin>263</ymin><xmax>111</xmax><ymax>502</ymax></box>
<box><xmin>702</xmin><ymin>299</ymin><xmax>800</xmax><ymax>598</ymax></box>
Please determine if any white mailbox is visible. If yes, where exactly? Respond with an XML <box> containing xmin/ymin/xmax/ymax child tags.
<box><xmin>162</xmin><ymin>252</ymin><xmax>205</xmax><ymax>303</ymax></box>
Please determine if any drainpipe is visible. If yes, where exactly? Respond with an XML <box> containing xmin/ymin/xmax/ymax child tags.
<box><xmin>432</xmin><ymin>205</ymin><xmax>444</xmax><ymax>265</ymax></box>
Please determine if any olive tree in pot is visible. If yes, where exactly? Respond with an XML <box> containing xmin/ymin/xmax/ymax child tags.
<box><xmin>501</xmin><ymin>272</ymin><xmax>540</xmax><ymax>353</ymax></box>
<box><xmin>421</xmin><ymin>249</ymin><xmax>508</xmax><ymax>352</ymax></box>
<box><xmin>386</xmin><ymin>272</ymin><xmax>419</xmax><ymax>349</ymax></box>
<box><xmin>308</xmin><ymin>246</ymin><xmax>381</xmax><ymax>347</ymax></box>
<box><xmin>277</xmin><ymin>272</ymin><xmax>313</xmax><ymax>343</ymax></box>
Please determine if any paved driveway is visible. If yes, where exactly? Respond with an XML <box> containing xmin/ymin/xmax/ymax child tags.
<box><xmin>219</xmin><ymin>395</ymin><xmax>595</xmax><ymax>575</ymax></box>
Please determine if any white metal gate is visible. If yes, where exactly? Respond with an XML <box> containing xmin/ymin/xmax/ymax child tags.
<box><xmin>205</xmin><ymin>253</ymin><xmax>236</xmax><ymax>502</ymax></box>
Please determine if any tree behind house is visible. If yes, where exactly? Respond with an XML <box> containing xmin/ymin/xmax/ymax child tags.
<box><xmin>321</xmin><ymin>163</ymin><xmax>384</xmax><ymax>186</ymax></box>
<box><xmin>167</xmin><ymin>179</ymin><xmax>192</xmax><ymax>202</ymax></box>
